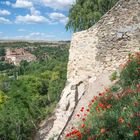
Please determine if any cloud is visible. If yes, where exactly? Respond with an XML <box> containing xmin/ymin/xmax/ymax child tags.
<box><xmin>0</xmin><ymin>17</ymin><xmax>11</xmax><ymax>24</ymax></box>
<box><xmin>5</xmin><ymin>1</ymin><xmax>11</xmax><ymax>6</ymax></box>
<box><xmin>29</xmin><ymin>32</ymin><xmax>45</xmax><ymax>36</ymax></box>
<box><xmin>30</xmin><ymin>7</ymin><xmax>41</xmax><ymax>16</ymax></box>
<box><xmin>0</xmin><ymin>32</ymin><xmax>56</xmax><ymax>40</ymax></box>
<box><xmin>42</xmin><ymin>0</ymin><xmax>75</xmax><ymax>10</ymax></box>
<box><xmin>13</xmin><ymin>0</ymin><xmax>33</xmax><ymax>8</ymax></box>
<box><xmin>16</xmin><ymin>14</ymin><xmax>48</xmax><ymax>23</ymax></box>
<box><xmin>0</xmin><ymin>10</ymin><xmax>11</xmax><ymax>16</ymax></box>
<box><xmin>18</xmin><ymin>29</ymin><xmax>27</xmax><ymax>32</ymax></box>
<box><xmin>49</xmin><ymin>12</ymin><xmax>68</xmax><ymax>24</ymax></box>
<box><xmin>23</xmin><ymin>32</ymin><xmax>55</xmax><ymax>40</ymax></box>
<box><xmin>14</xmin><ymin>35</ymin><xmax>25</xmax><ymax>39</ymax></box>
<box><xmin>15</xmin><ymin>7</ymin><xmax>48</xmax><ymax>24</ymax></box>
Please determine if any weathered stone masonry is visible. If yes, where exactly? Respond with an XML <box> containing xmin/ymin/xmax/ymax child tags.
<box><xmin>38</xmin><ymin>0</ymin><xmax>140</xmax><ymax>139</ymax></box>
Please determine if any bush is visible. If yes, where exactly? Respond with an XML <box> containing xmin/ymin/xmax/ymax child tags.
<box><xmin>110</xmin><ymin>71</ymin><xmax>118</xmax><ymax>81</ymax></box>
<box><xmin>119</xmin><ymin>53</ymin><xmax>140</xmax><ymax>89</ymax></box>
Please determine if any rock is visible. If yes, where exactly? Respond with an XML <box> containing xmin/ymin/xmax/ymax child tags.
<box><xmin>77</xmin><ymin>83</ymin><xmax>86</xmax><ymax>100</ymax></box>
<box><xmin>117</xmin><ymin>32</ymin><xmax>123</xmax><ymax>39</ymax></box>
<box><xmin>71</xmin><ymin>85</ymin><xmax>76</xmax><ymax>90</ymax></box>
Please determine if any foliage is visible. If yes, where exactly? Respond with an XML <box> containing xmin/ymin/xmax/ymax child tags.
<box><xmin>0</xmin><ymin>45</ymin><xmax>69</xmax><ymax>140</ymax></box>
<box><xmin>66</xmin><ymin>52</ymin><xmax>140</xmax><ymax>140</ymax></box>
<box><xmin>119</xmin><ymin>53</ymin><xmax>140</xmax><ymax>89</ymax></box>
<box><xmin>110</xmin><ymin>71</ymin><xmax>118</xmax><ymax>81</ymax></box>
<box><xmin>0</xmin><ymin>61</ymin><xmax>15</xmax><ymax>71</ymax></box>
<box><xmin>66</xmin><ymin>0</ymin><xmax>119</xmax><ymax>32</ymax></box>
<box><xmin>0</xmin><ymin>48</ymin><xmax>5</xmax><ymax>57</ymax></box>
<box><xmin>0</xmin><ymin>90</ymin><xmax>8</xmax><ymax>106</ymax></box>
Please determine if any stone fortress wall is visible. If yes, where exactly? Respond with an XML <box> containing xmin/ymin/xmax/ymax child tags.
<box><xmin>68</xmin><ymin>0</ymin><xmax>140</xmax><ymax>82</ymax></box>
<box><xmin>38</xmin><ymin>0</ymin><xmax>140</xmax><ymax>139</ymax></box>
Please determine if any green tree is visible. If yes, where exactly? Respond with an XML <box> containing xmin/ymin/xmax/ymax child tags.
<box><xmin>0</xmin><ymin>48</ymin><xmax>5</xmax><ymax>57</ymax></box>
<box><xmin>66</xmin><ymin>0</ymin><xmax>118</xmax><ymax>32</ymax></box>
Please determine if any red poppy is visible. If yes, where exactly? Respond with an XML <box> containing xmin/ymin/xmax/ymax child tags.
<box><xmin>80</xmin><ymin>107</ymin><xmax>84</xmax><ymax>112</ymax></box>
<box><xmin>127</xmin><ymin>89</ymin><xmax>133</xmax><ymax>93</ymax></box>
<box><xmin>96</xmin><ymin>107</ymin><xmax>100</xmax><ymax>113</ymax></box>
<box><xmin>127</xmin><ymin>123</ymin><xmax>131</xmax><ymax>128</ymax></box>
<box><xmin>134</xmin><ymin>102</ymin><xmax>139</xmax><ymax>107</ymax></box>
<box><xmin>84</xmin><ymin>113</ymin><xmax>87</xmax><ymax>116</ymax></box>
<box><xmin>91</xmin><ymin>99</ymin><xmax>94</xmax><ymax>103</ymax></box>
<box><xmin>82</xmin><ymin>118</ymin><xmax>86</xmax><ymax>121</ymax></box>
<box><xmin>134</xmin><ymin>130</ymin><xmax>139</xmax><ymax>136</ymax></box>
<box><xmin>81</xmin><ymin>124</ymin><xmax>85</xmax><ymax>128</ymax></box>
<box><xmin>118</xmin><ymin>117</ymin><xmax>124</xmax><ymax>124</ymax></box>
<box><xmin>88</xmin><ymin>137</ymin><xmax>94</xmax><ymax>140</ymax></box>
<box><xmin>99</xmin><ymin>93</ymin><xmax>103</xmax><ymax>96</ymax></box>
<box><xmin>71</xmin><ymin>129</ymin><xmax>79</xmax><ymax>135</ymax></box>
<box><xmin>66</xmin><ymin>133</ymin><xmax>70</xmax><ymax>137</ymax></box>
<box><xmin>88</xmin><ymin>103</ymin><xmax>92</xmax><ymax>108</ymax></box>
<box><xmin>100</xmin><ymin>128</ymin><xmax>106</xmax><ymax>133</ymax></box>
<box><xmin>94</xmin><ymin>96</ymin><xmax>97</xmax><ymax>100</ymax></box>
<box><xmin>136</xmin><ymin>112</ymin><xmax>140</xmax><ymax>117</ymax></box>
<box><xmin>127</xmin><ymin>59</ymin><xmax>131</xmax><ymax>63</ymax></box>
<box><xmin>77</xmin><ymin>131</ymin><xmax>82</xmax><ymax>140</ymax></box>
<box><xmin>105</xmin><ymin>88</ymin><xmax>110</xmax><ymax>92</ymax></box>
<box><xmin>99</xmin><ymin>103</ymin><xmax>105</xmax><ymax>109</ymax></box>
<box><xmin>77</xmin><ymin>114</ymin><xmax>80</xmax><ymax>117</ymax></box>
<box><xmin>138</xmin><ymin>126</ymin><xmax>140</xmax><ymax>129</ymax></box>
<box><xmin>106</xmin><ymin>104</ymin><xmax>112</xmax><ymax>109</ymax></box>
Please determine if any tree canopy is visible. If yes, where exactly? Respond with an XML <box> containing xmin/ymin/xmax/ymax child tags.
<box><xmin>0</xmin><ymin>44</ymin><xmax>69</xmax><ymax>139</ymax></box>
<box><xmin>66</xmin><ymin>0</ymin><xmax>119</xmax><ymax>32</ymax></box>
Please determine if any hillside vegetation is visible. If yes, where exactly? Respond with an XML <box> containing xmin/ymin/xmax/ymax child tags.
<box><xmin>0</xmin><ymin>44</ymin><xmax>69</xmax><ymax>140</ymax></box>
<box><xmin>66</xmin><ymin>52</ymin><xmax>140</xmax><ymax>140</ymax></box>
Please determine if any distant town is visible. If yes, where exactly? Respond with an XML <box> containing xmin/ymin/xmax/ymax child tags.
<box><xmin>5</xmin><ymin>48</ymin><xmax>36</xmax><ymax>66</ymax></box>
<box><xmin>0</xmin><ymin>41</ymin><xmax>70</xmax><ymax>66</ymax></box>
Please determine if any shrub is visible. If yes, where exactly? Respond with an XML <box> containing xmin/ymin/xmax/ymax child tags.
<box><xmin>110</xmin><ymin>71</ymin><xmax>118</xmax><ymax>81</ymax></box>
<box><xmin>119</xmin><ymin>53</ymin><xmax>140</xmax><ymax>89</ymax></box>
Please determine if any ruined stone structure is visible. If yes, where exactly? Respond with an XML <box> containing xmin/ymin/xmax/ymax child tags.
<box><xmin>5</xmin><ymin>48</ymin><xmax>36</xmax><ymax>65</ymax></box>
<box><xmin>37</xmin><ymin>0</ymin><xmax>140</xmax><ymax>139</ymax></box>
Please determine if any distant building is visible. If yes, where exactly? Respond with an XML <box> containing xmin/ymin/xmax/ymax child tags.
<box><xmin>5</xmin><ymin>48</ymin><xmax>36</xmax><ymax>66</ymax></box>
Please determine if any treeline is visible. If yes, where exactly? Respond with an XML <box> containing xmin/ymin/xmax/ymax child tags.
<box><xmin>0</xmin><ymin>41</ymin><xmax>70</xmax><ymax>48</ymax></box>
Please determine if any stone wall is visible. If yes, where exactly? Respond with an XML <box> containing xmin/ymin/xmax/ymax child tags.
<box><xmin>68</xmin><ymin>0</ymin><xmax>140</xmax><ymax>82</ymax></box>
<box><xmin>38</xmin><ymin>0</ymin><xmax>140</xmax><ymax>139</ymax></box>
